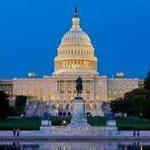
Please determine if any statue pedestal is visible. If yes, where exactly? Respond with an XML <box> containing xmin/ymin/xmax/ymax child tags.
<box><xmin>49</xmin><ymin>97</ymin><xmax>118</xmax><ymax>136</ymax></box>
<box><xmin>40</xmin><ymin>120</ymin><xmax>51</xmax><ymax>134</ymax></box>
<box><xmin>69</xmin><ymin>97</ymin><xmax>89</xmax><ymax>127</ymax></box>
<box><xmin>106</xmin><ymin>120</ymin><xmax>117</xmax><ymax>127</ymax></box>
<box><xmin>106</xmin><ymin>120</ymin><xmax>117</xmax><ymax>136</ymax></box>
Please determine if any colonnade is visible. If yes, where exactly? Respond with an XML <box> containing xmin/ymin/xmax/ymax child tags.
<box><xmin>55</xmin><ymin>59</ymin><xmax>96</xmax><ymax>70</ymax></box>
<box><xmin>57</xmin><ymin>80</ymin><xmax>94</xmax><ymax>97</ymax></box>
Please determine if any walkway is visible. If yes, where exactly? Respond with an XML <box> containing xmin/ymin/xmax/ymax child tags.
<box><xmin>0</xmin><ymin>131</ymin><xmax>150</xmax><ymax>140</ymax></box>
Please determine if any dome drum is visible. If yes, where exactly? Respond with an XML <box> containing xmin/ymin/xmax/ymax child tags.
<box><xmin>54</xmin><ymin>69</ymin><xmax>98</xmax><ymax>76</ymax></box>
<box><xmin>54</xmin><ymin>56</ymin><xmax>97</xmax><ymax>62</ymax></box>
<box><xmin>55</xmin><ymin>59</ymin><xmax>97</xmax><ymax>69</ymax></box>
<box><xmin>58</xmin><ymin>46</ymin><xmax>94</xmax><ymax>57</ymax></box>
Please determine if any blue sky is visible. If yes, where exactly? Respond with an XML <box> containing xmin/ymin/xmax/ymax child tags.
<box><xmin>0</xmin><ymin>0</ymin><xmax>150</xmax><ymax>79</ymax></box>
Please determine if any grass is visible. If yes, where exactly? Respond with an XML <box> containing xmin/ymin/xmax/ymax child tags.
<box><xmin>51</xmin><ymin>117</ymin><xmax>71</xmax><ymax>126</ymax></box>
<box><xmin>87</xmin><ymin>116</ymin><xmax>106</xmax><ymax>126</ymax></box>
<box><xmin>117</xmin><ymin>118</ymin><xmax>150</xmax><ymax>130</ymax></box>
<box><xmin>0</xmin><ymin>117</ymin><xmax>150</xmax><ymax>131</ymax></box>
<box><xmin>88</xmin><ymin>117</ymin><xmax>150</xmax><ymax>130</ymax></box>
<box><xmin>0</xmin><ymin>118</ymin><xmax>41</xmax><ymax>130</ymax></box>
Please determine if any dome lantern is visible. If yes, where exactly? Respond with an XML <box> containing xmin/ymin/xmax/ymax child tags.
<box><xmin>72</xmin><ymin>7</ymin><xmax>81</xmax><ymax>31</ymax></box>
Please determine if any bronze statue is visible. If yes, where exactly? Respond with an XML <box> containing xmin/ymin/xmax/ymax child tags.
<box><xmin>76</xmin><ymin>76</ymin><xmax>83</xmax><ymax>97</ymax></box>
<box><xmin>74</xmin><ymin>7</ymin><xmax>78</xmax><ymax>17</ymax></box>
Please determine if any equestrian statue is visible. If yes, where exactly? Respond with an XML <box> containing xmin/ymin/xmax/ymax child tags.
<box><xmin>76</xmin><ymin>76</ymin><xmax>83</xmax><ymax>98</ymax></box>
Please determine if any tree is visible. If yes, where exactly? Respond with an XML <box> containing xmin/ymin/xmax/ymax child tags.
<box><xmin>110</xmin><ymin>69</ymin><xmax>150</xmax><ymax>119</ymax></box>
<box><xmin>144</xmin><ymin>70</ymin><xmax>150</xmax><ymax>99</ymax></box>
<box><xmin>144</xmin><ymin>70</ymin><xmax>150</xmax><ymax>91</ymax></box>
<box><xmin>0</xmin><ymin>91</ymin><xmax>9</xmax><ymax>119</ymax></box>
<box><xmin>15</xmin><ymin>96</ymin><xmax>27</xmax><ymax>114</ymax></box>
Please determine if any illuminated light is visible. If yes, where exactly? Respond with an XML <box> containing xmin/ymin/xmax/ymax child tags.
<box><xmin>62</xmin><ymin>120</ymin><xmax>67</xmax><ymax>126</ymax></box>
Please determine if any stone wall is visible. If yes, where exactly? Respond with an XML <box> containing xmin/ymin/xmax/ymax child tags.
<box><xmin>50</xmin><ymin>126</ymin><xmax>118</xmax><ymax>136</ymax></box>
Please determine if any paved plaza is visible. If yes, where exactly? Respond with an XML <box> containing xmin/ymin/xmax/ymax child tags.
<box><xmin>1</xmin><ymin>130</ymin><xmax>150</xmax><ymax>140</ymax></box>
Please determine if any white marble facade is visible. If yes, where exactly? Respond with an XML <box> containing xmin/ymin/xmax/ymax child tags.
<box><xmin>13</xmin><ymin>75</ymin><xmax>141</xmax><ymax>116</ymax></box>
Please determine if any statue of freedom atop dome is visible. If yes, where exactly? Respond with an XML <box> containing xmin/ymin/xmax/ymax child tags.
<box><xmin>76</xmin><ymin>76</ymin><xmax>83</xmax><ymax>97</ymax></box>
<box><xmin>74</xmin><ymin>7</ymin><xmax>78</xmax><ymax>17</ymax></box>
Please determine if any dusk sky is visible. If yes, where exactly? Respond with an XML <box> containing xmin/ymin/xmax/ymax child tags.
<box><xmin>0</xmin><ymin>0</ymin><xmax>150</xmax><ymax>79</ymax></box>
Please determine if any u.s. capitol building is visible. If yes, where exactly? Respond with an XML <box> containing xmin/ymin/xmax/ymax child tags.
<box><xmin>1</xmin><ymin>10</ymin><xmax>143</xmax><ymax>116</ymax></box>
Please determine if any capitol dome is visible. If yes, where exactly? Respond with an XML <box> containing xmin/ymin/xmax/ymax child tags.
<box><xmin>61</xmin><ymin>29</ymin><xmax>92</xmax><ymax>46</ymax></box>
<box><xmin>53</xmin><ymin>9</ymin><xmax>98</xmax><ymax>76</ymax></box>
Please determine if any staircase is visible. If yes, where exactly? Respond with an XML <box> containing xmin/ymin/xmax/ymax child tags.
<box><xmin>25</xmin><ymin>101</ymin><xmax>38</xmax><ymax>117</ymax></box>
<box><xmin>34</xmin><ymin>102</ymin><xmax>47</xmax><ymax>118</ymax></box>
<box><xmin>25</xmin><ymin>101</ymin><xmax>50</xmax><ymax>118</ymax></box>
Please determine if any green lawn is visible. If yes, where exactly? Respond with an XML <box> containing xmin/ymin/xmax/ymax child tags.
<box><xmin>87</xmin><ymin>116</ymin><xmax>106</xmax><ymax>126</ymax></box>
<box><xmin>0</xmin><ymin>118</ymin><xmax>41</xmax><ymax>130</ymax></box>
<box><xmin>51</xmin><ymin>117</ymin><xmax>71</xmax><ymax>126</ymax></box>
<box><xmin>88</xmin><ymin>117</ymin><xmax>150</xmax><ymax>130</ymax></box>
<box><xmin>117</xmin><ymin>119</ymin><xmax>150</xmax><ymax>130</ymax></box>
<box><xmin>0</xmin><ymin>117</ymin><xmax>150</xmax><ymax>130</ymax></box>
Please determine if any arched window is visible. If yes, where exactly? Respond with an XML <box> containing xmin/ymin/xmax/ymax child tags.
<box><xmin>93</xmin><ymin>104</ymin><xmax>97</xmax><ymax>110</ymax></box>
<box><xmin>66</xmin><ymin>104</ymin><xmax>70</xmax><ymax>110</ymax></box>
<box><xmin>58</xmin><ymin>104</ymin><xmax>63</xmax><ymax>110</ymax></box>
<box><xmin>86</xmin><ymin>103</ymin><xmax>91</xmax><ymax>110</ymax></box>
<box><xmin>51</xmin><ymin>104</ymin><xmax>57</xmax><ymax>110</ymax></box>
